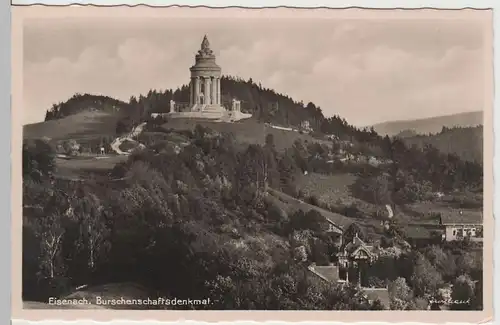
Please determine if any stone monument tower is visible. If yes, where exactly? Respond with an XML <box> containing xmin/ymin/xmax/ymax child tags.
<box><xmin>189</xmin><ymin>35</ymin><xmax>224</xmax><ymax>113</ymax></box>
<box><xmin>161</xmin><ymin>35</ymin><xmax>251</xmax><ymax>121</ymax></box>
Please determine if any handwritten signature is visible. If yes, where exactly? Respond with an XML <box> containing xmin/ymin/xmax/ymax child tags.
<box><xmin>429</xmin><ymin>298</ymin><xmax>471</xmax><ymax>305</ymax></box>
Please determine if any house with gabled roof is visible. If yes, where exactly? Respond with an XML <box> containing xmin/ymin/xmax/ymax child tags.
<box><xmin>336</xmin><ymin>233</ymin><xmax>378</xmax><ymax>286</ymax></box>
<box><xmin>306</xmin><ymin>211</ymin><xmax>383</xmax><ymax>287</ymax></box>
<box><xmin>338</xmin><ymin>234</ymin><xmax>377</xmax><ymax>265</ymax></box>
<box><xmin>440</xmin><ymin>210</ymin><xmax>483</xmax><ymax>242</ymax></box>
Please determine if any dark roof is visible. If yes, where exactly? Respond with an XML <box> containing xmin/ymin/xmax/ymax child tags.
<box><xmin>325</xmin><ymin>220</ymin><xmax>343</xmax><ymax>233</ymax></box>
<box><xmin>317</xmin><ymin>209</ymin><xmax>352</xmax><ymax>229</ymax></box>
<box><xmin>363</xmin><ymin>287</ymin><xmax>391</xmax><ymax>309</ymax></box>
<box><xmin>343</xmin><ymin>236</ymin><xmax>376</xmax><ymax>257</ymax></box>
<box><xmin>308</xmin><ymin>265</ymin><xmax>340</xmax><ymax>283</ymax></box>
<box><xmin>404</xmin><ymin>226</ymin><xmax>435</xmax><ymax>239</ymax></box>
<box><xmin>344</xmin><ymin>242</ymin><xmax>359</xmax><ymax>254</ymax></box>
<box><xmin>440</xmin><ymin>210</ymin><xmax>483</xmax><ymax>225</ymax></box>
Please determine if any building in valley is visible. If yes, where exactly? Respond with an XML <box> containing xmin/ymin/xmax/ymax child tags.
<box><xmin>337</xmin><ymin>233</ymin><xmax>378</xmax><ymax>286</ymax></box>
<box><xmin>306</xmin><ymin>231</ymin><xmax>390</xmax><ymax>309</ymax></box>
<box><xmin>440</xmin><ymin>210</ymin><xmax>483</xmax><ymax>242</ymax></box>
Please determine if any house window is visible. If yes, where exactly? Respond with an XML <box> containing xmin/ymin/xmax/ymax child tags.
<box><xmin>339</xmin><ymin>268</ymin><xmax>347</xmax><ymax>281</ymax></box>
<box><xmin>453</xmin><ymin>229</ymin><xmax>457</xmax><ymax>236</ymax></box>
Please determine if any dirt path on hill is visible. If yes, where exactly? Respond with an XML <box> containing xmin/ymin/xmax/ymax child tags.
<box><xmin>110</xmin><ymin>122</ymin><xmax>147</xmax><ymax>155</ymax></box>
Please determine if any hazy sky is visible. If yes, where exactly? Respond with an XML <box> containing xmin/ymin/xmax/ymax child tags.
<box><xmin>23</xmin><ymin>14</ymin><xmax>488</xmax><ymax>126</ymax></box>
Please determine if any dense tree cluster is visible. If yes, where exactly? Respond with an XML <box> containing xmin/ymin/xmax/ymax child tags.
<box><xmin>402</xmin><ymin>126</ymin><xmax>483</xmax><ymax>164</ymax></box>
<box><xmin>348</xmin><ymin>137</ymin><xmax>482</xmax><ymax>205</ymax></box>
<box><xmin>44</xmin><ymin>93</ymin><xmax>132</xmax><ymax>121</ymax></box>
<box><xmin>366</xmin><ymin>243</ymin><xmax>483</xmax><ymax>310</ymax></box>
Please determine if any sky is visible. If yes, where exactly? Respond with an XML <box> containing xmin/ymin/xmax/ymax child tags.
<box><xmin>22</xmin><ymin>13</ymin><xmax>488</xmax><ymax>126</ymax></box>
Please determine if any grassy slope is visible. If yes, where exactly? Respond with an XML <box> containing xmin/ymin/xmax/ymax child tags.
<box><xmin>294</xmin><ymin>172</ymin><xmax>482</xmax><ymax>227</ymax></box>
<box><xmin>268</xmin><ymin>188</ymin><xmax>384</xmax><ymax>241</ymax></box>
<box><xmin>268</xmin><ymin>188</ymin><xmax>354</xmax><ymax>228</ymax></box>
<box><xmin>24</xmin><ymin>113</ymin><xmax>329</xmax><ymax>180</ymax></box>
<box><xmin>295</xmin><ymin>173</ymin><xmax>360</xmax><ymax>206</ymax></box>
<box><xmin>23</xmin><ymin>110</ymin><xmax>120</xmax><ymax>141</ymax></box>
<box><xmin>284</xmin><ymin>173</ymin><xmax>384</xmax><ymax>232</ymax></box>
<box><xmin>23</xmin><ymin>110</ymin><xmax>129</xmax><ymax>180</ymax></box>
<box><xmin>161</xmin><ymin>118</ymin><xmax>331</xmax><ymax>152</ymax></box>
<box><xmin>371</xmin><ymin>111</ymin><xmax>483</xmax><ymax>137</ymax></box>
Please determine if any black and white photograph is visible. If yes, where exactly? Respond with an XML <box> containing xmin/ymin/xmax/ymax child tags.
<box><xmin>17</xmin><ymin>5</ymin><xmax>491</xmax><ymax>314</ymax></box>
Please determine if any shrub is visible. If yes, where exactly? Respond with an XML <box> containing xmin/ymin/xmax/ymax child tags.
<box><xmin>307</xmin><ymin>195</ymin><xmax>320</xmax><ymax>207</ymax></box>
<box><xmin>367</xmin><ymin>276</ymin><xmax>386</xmax><ymax>288</ymax></box>
<box><xmin>350</xmin><ymin>174</ymin><xmax>392</xmax><ymax>205</ymax></box>
<box><xmin>342</xmin><ymin>203</ymin><xmax>364</xmax><ymax>219</ymax></box>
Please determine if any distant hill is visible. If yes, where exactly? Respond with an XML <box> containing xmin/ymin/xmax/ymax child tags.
<box><xmin>394</xmin><ymin>129</ymin><xmax>419</xmax><ymax>138</ymax></box>
<box><xmin>371</xmin><ymin>111</ymin><xmax>483</xmax><ymax>136</ymax></box>
<box><xmin>401</xmin><ymin>125</ymin><xmax>483</xmax><ymax>163</ymax></box>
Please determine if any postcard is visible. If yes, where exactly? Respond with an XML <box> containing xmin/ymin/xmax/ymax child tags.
<box><xmin>11</xmin><ymin>4</ymin><xmax>494</xmax><ymax>323</ymax></box>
